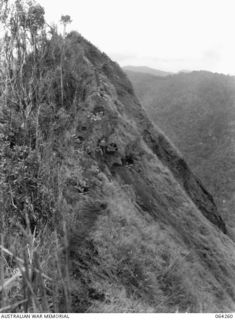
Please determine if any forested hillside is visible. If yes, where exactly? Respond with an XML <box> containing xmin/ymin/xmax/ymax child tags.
<box><xmin>126</xmin><ymin>70</ymin><xmax>235</xmax><ymax>230</ymax></box>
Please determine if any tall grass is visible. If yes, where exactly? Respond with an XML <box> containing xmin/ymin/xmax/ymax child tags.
<box><xmin>0</xmin><ymin>212</ymin><xmax>72</xmax><ymax>313</ymax></box>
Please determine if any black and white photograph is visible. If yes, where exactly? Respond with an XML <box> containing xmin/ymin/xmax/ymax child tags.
<box><xmin>0</xmin><ymin>0</ymin><xmax>235</xmax><ymax>315</ymax></box>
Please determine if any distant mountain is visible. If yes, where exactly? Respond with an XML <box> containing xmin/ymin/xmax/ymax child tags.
<box><xmin>126</xmin><ymin>70</ymin><xmax>235</xmax><ymax>229</ymax></box>
<box><xmin>178</xmin><ymin>69</ymin><xmax>192</xmax><ymax>74</ymax></box>
<box><xmin>123</xmin><ymin>65</ymin><xmax>172</xmax><ymax>77</ymax></box>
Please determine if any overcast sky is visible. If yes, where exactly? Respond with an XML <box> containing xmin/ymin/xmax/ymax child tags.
<box><xmin>39</xmin><ymin>0</ymin><xmax>235</xmax><ymax>75</ymax></box>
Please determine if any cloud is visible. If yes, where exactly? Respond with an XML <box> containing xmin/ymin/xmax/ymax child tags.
<box><xmin>203</xmin><ymin>49</ymin><xmax>221</xmax><ymax>62</ymax></box>
<box><xmin>109</xmin><ymin>53</ymin><xmax>138</xmax><ymax>64</ymax></box>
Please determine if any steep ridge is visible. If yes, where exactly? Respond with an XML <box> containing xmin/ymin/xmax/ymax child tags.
<box><xmin>4</xmin><ymin>32</ymin><xmax>235</xmax><ymax>312</ymax></box>
<box><xmin>32</xmin><ymin>32</ymin><xmax>235</xmax><ymax>312</ymax></box>
<box><xmin>75</xmin><ymin>39</ymin><xmax>225</xmax><ymax>234</ymax></box>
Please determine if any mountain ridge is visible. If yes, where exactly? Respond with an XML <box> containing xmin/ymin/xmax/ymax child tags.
<box><xmin>1</xmin><ymin>26</ymin><xmax>235</xmax><ymax>312</ymax></box>
<box><xmin>37</xmin><ymin>32</ymin><xmax>235</xmax><ymax>311</ymax></box>
<box><xmin>123</xmin><ymin>65</ymin><xmax>172</xmax><ymax>77</ymax></box>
